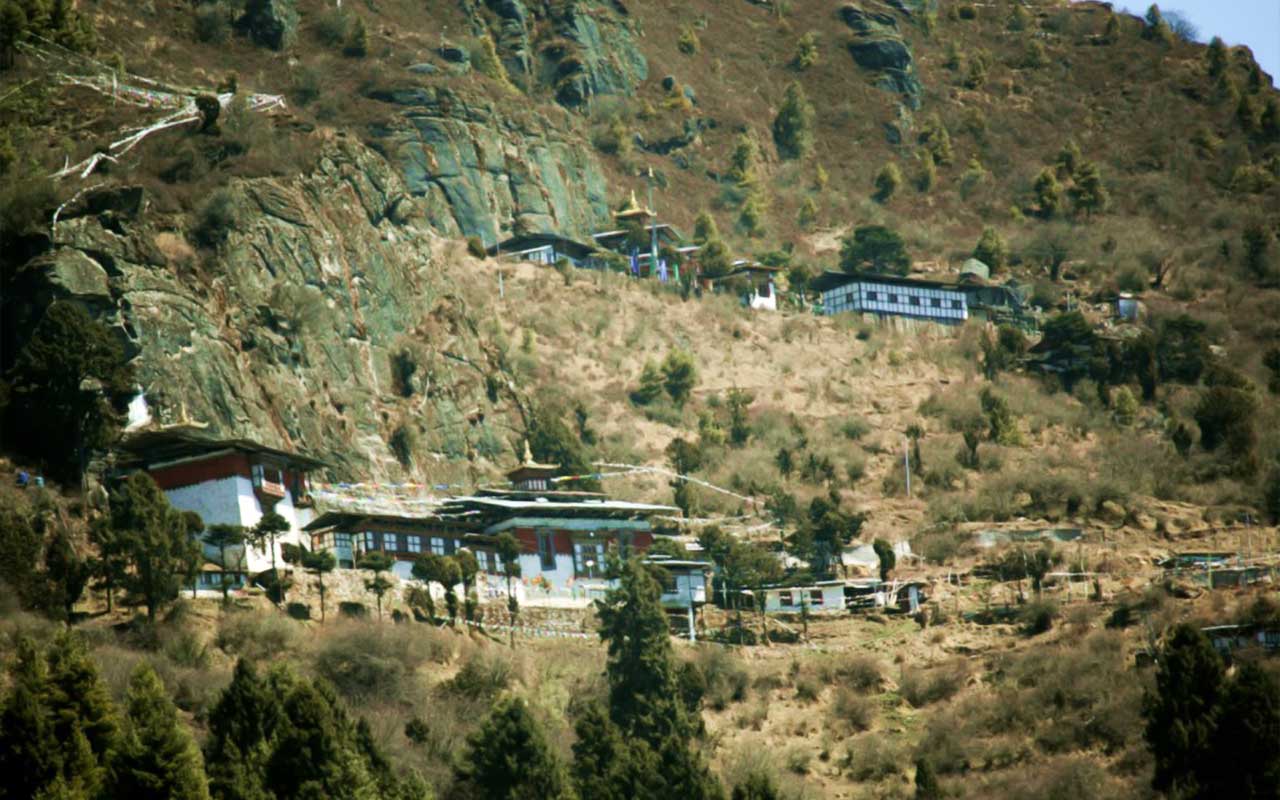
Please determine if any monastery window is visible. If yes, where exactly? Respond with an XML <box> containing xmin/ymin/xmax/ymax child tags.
<box><xmin>384</xmin><ymin>533</ymin><xmax>398</xmax><ymax>552</ymax></box>
<box><xmin>430</xmin><ymin>536</ymin><xmax>446</xmax><ymax>556</ymax></box>
<box><xmin>574</xmin><ymin>541</ymin><xmax>606</xmax><ymax>579</ymax></box>
<box><xmin>362</xmin><ymin>532</ymin><xmax>377</xmax><ymax>552</ymax></box>
<box><xmin>407</xmin><ymin>535</ymin><xmax>421</xmax><ymax>554</ymax></box>
<box><xmin>538</xmin><ymin>532</ymin><xmax>556</xmax><ymax>571</ymax></box>
<box><xmin>334</xmin><ymin>533</ymin><xmax>351</xmax><ymax>549</ymax></box>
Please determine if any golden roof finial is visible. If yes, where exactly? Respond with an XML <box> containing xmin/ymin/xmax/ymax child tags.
<box><xmin>523</xmin><ymin>439</ymin><xmax>534</xmax><ymax>465</ymax></box>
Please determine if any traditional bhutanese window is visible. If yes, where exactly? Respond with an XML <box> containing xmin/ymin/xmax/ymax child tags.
<box><xmin>573</xmin><ymin>541</ymin><xmax>606</xmax><ymax>578</ymax></box>
<box><xmin>334</xmin><ymin>533</ymin><xmax>351</xmax><ymax>548</ymax></box>
<box><xmin>407</xmin><ymin>535</ymin><xmax>421</xmax><ymax>553</ymax></box>
<box><xmin>362</xmin><ymin>532</ymin><xmax>376</xmax><ymax>551</ymax></box>
<box><xmin>384</xmin><ymin>533</ymin><xmax>398</xmax><ymax>552</ymax></box>
<box><xmin>537</xmin><ymin>532</ymin><xmax>556</xmax><ymax>571</ymax></box>
<box><xmin>779</xmin><ymin>591</ymin><xmax>794</xmax><ymax>607</ymax></box>
<box><xmin>431</xmin><ymin>537</ymin><xmax>446</xmax><ymax>555</ymax></box>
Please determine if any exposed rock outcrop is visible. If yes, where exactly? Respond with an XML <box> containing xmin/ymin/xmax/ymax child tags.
<box><xmin>20</xmin><ymin>141</ymin><xmax>513</xmax><ymax>480</ymax></box>
<box><xmin>366</xmin><ymin>87</ymin><xmax>610</xmax><ymax>244</ymax></box>
<box><xmin>842</xmin><ymin>3</ymin><xmax>923</xmax><ymax>110</ymax></box>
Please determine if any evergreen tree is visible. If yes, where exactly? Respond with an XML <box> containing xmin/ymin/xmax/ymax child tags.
<box><xmin>972</xmin><ymin>226</ymin><xmax>1007</xmax><ymax>271</ymax></box>
<box><xmin>661</xmin><ymin>350</ymin><xmax>698</xmax><ymax>406</ymax></box>
<box><xmin>496</xmin><ymin>532</ymin><xmax>522</xmax><ymax>641</ymax></box>
<box><xmin>1207</xmin><ymin>662</ymin><xmax>1280</xmax><ymax>797</ymax></box>
<box><xmin>205</xmin><ymin>524</ymin><xmax>246</xmax><ymax>604</ymax></box>
<box><xmin>1143</xmin><ymin>624</ymin><xmax>1225</xmax><ymax>797</ymax></box>
<box><xmin>527</xmin><ymin>402</ymin><xmax>601</xmax><ymax>491</ymax></box>
<box><xmin>0</xmin><ymin>633</ymin><xmax>118</xmax><ymax>799</ymax></box>
<box><xmin>303</xmin><ymin>547</ymin><xmax>336</xmax><ymax>623</ymax></box>
<box><xmin>89</xmin><ymin>514</ymin><xmax>129</xmax><ymax>614</ymax></box>
<box><xmin>454</xmin><ymin>548</ymin><xmax>479</xmax><ymax>621</ymax></box>
<box><xmin>873</xmin><ymin>162</ymin><xmax>901</xmax><ymax>203</ymax></box>
<box><xmin>630</xmin><ymin>360</ymin><xmax>664</xmax><ymax>406</ymax></box>
<box><xmin>572</xmin><ymin>700</ymin><xmax>640</xmax><ymax>800</ymax></box>
<box><xmin>666</xmin><ymin>437</ymin><xmax>704</xmax><ymax>517</ymax></box>
<box><xmin>917</xmin><ymin>114</ymin><xmax>952</xmax><ymax>165</ymax></box>
<box><xmin>2</xmin><ymin>301</ymin><xmax>135</xmax><ymax>482</ymax></box>
<box><xmin>914</xmin><ymin>149</ymin><xmax>936</xmax><ymax>193</ymax></box>
<box><xmin>0</xmin><ymin>638</ymin><xmax>65</xmax><ymax>800</ymax></box>
<box><xmin>693</xmin><ymin>212</ymin><xmax>720</xmax><ymax>244</ymax></box>
<box><xmin>109</xmin><ymin>664</ymin><xmax>210</xmax><ymax>800</ymax></box>
<box><xmin>0</xmin><ymin>505</ymin><xmax>42</xmax><ymax>608</ymax></box>
<box><xmin>583</xmin><ymin>559</ymin><xmax>723</xmax><ymax>799</ymax></box>
<box><xmin>726</xmin><ymin>388</ymin><xmax>753</xmax><ymax>447</ymax></box>
<box><xmin>439</xmin><ymin>556</ymin><xmax>463</xmax><ymax>625</ymax></box>
<box><xmin>248</xmin><ymin>511</ymin><xmax>290</xmax><ymax>603</ymax></box>
<box><xmin>0</xmin><ymin>2</ymin><xmax>28</xmax><ymax>69</ymax></box>
<box><xmin>342</xmin><ymin>15</ymin><xmax>368</xmax><ymax>57</ymax></box>
<box><xmin>913</xmin><ymin>756</ymin><xmax>941</xmax><ymax>800</ymax></box>
<box><xmin>358</xmin><ymin>551</ymin><xmax>395</xmax><ymax>621</ymax></box>
<box><xmin>728</xmin><ymin>133</ymin><xmax>760</xmax><ymax>186</ymax></box>
<box><xmin>205</xmin><ymin>659</ymin><xmax>281</xmax><ymax>800</ymax></box>
<box><xmin>110</xmin><ymin>472</ymin><xmax>204</xmax><ymax>622</ymax></box>
<box><xmin>1033</xmin><ymin>167</ymin><xmax>1063</xmax><ymax>217</ymax></box>
<box><xmin>1206</xmin><ymin>35</ymin><xmax>1228</xmax><ymax>77</ymax></box>
<box><xmin>840</xmin><ymin>225</ymin><xmax>910</xmax><ymax>275</ymax></box>
<box><xmin>1054</xmin><ymin>138</ymin><xmax>1081</xmax><ymax>180</ymax></box>
<box><xmin>772</xmin><ymin>81</ymin><xmax>815</xmax><ymax>159</ymax></box>
<box><xmin>264</xmin><ymin>677</ymin><xmax>378</xmax><ymax>799</ymax></box>
<box><xmin>797</xmin><ymin>196</ymin><xmax>819</xmax><ymax>231</ymax></box>
<box><xmin>1068</xmin><ymin>161</ymin><xmax>1108</xmax><ymax>217</ymax></box>
<box><xmin>411</xmin><ymin>553</ymin><xmax>452</xmax><ymax>621</ymax></box>
<box><xmin>42</xmin><ymin>522</ymin><xmax>92</xmax><ymax>620</ymax></box>
<box><xmin>873</xmin><ymin>538</ymin><xmax>896</xmax><ymax>581</ymax></box>
<box><xmin>455</xmin><ymin>697</ymin><xmax>569</xmax><ymax>799</ymax></box>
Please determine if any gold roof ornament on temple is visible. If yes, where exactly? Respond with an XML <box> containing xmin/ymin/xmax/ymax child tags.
<box><xmin>614</xmin><ymin>190</ymin><xmax>654</xmax><ymax>221</ymax></box>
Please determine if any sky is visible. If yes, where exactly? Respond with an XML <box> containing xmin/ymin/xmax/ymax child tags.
<box><xmin>1109</xmin><ymin>1</ymin><xmax>1280</xmax><ymax>80</ymax></box>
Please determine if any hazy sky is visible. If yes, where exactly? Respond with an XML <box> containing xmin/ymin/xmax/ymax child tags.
<box><xmin>1109</xmin><ymin>2</ymin><xmax>1280</xmax><ymax>80</ymax></box>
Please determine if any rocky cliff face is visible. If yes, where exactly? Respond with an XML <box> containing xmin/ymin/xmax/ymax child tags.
<box><xmin>366</xmin><ymin>88</ymin><xmax>611</xmax><ymax>245</ymax></box>
<box><xmin>25</xmin><ymin>138</ymin><xmax>516</xmax><ymax>481</ymax></box>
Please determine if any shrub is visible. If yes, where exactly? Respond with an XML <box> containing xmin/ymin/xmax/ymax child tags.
<box><xmin>193</xmin><ymin>3</ymin><xmax>230</xmax><ymax>44</ymax></box>
<box><xmin>691</xmin><ymin>646</ymin><xmax>750</xmax><ymax>710</ymax></box>
<box><xmin>661</xmin><ymin>350</ymin><xmax>698</xmax><ymax>406</ymax></box>
<box><xmin>286</xmin><ymin>602</ymin><xmax>311</xmax><ymax>621</ymax></box>
<box><xmin>316</xmin><ymin>623</ymin><xmax>448</xmax><ymax>699</ymax></box>
<box><xmin>193</xmin><ymin>188</ymin><xmax>240</xmax><ymax>247</ymax></box>
<box><xmin>843</xmin><ymin>733</ymin><xmax>906</xmax><ymax>781</ymax></box>
<box><xmin>840</xmin><ymin>416</ymin><xmax>871</xmax><ymax>440</ymax></box>
<box><xmin>339</xmin><ymin>601</ymin><xmax>367</xmax><ymax>618</ymax></box>
<box><xmin>899</xmin><ymin>660</ymin><xmax>968</xmax><ymax>707</ymax></box>
<box><xmin>795</xmin><ymin>675</ymin><xmax>821</xmax><ymax>703</ymax></box>
<box><xmin>832</xmin><ymin>687</ymin><xmax>877</xmax><ymax>732</ymax></box>
<box><xmin>837</xmin><ymin>655</ymin><xmax>883</xmax><ymax>692</ymax></box>
<box><xmin>678</xmin><ymin>25</ymin><xmax>700</xmax><ymax>54</ymax></box>
<box><xmin>466</xmin><ymin>236</ymin><xmax>486</xmax><ymax>258</ymax></box>
<box><xmin>794</xmin><ymin>31</ymin><xmax>819</xmax><ymax>69</ymax></box>
<box><xmin>1020</xmin><ymin>600</ymin><xmax>1058</xmax><ymax>636</ymax></box>
<box><xmin>443</xmin><ymin>649</ymin><xmax>514</xmax><ymax>701</ymax></box>
<box><xmin>314</xmin><ymin>8</ymin><xmax>350</xmax><ymax>46</ymax></box>
<box><xmin>215</xmin><ymin>610</ymin><xmax>300</xmax><ymax>660</ymax></box>
<box><xmin>973</xmin><ymin>226</ymin><xmax>1007</xmax><ymax>271</ymax></box>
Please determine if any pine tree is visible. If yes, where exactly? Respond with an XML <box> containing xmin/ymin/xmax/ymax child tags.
<box><xmin>455</xmin><ymin>697</ymin><xmax>569</xmax><ymax>799</ymax></box>
<box><xmin>264</xmin><ymin>678</ymin><xmax>378</xmax><ymax>799</ymax></box>
<box><xmin>0</xmin><ymin>638</ymin><xmax>64</xmax><ymax>799</ymax></box>
<box><xmin>358</xmin><ymin>551</ymin><xmax>395</xmax><ymax>621</ymax></box>
<box><xmin>914</xmin><ymin>149</ymin><xmax>936</xmax><ymax>193</ymax></box>
<box><xmin>1054</xmin><ymin>138</ymin><xmax>1081</xmax><ymax>180</ymax></box>
<box><xmin>913</xmin><ymin>756</ymin><xmax>941</xmax><ymax>799</ymax></box>
<box><xmin>772</xmin><ymin>81</ymin><xmax>815</xmax><ymax>160</ymax></box>
<box><xmin>0</xmin><ymin>505</ymin><xmax>42</xmax><ymax>609</ymax></box>
<box><xmin>249</xmin><ymin>510</ymin><xmax>290</xmax><ymax>603</ymax></box>
<box><xmin>873</xmin><ymin>162</ymin><xmax>901</xmax><ymax>203</ymax></box>
<box><xmin>205</xmin><ymin>660</ymin><xmax>281</xmax><ymax>800</ymax></box>
<box><xmin>593</xmin><ymin>560</ymin><xmax>723</xmax><ymax>798</ymax></box>
<box><xmin>693</xmin><ymin>211</ymin><xmax>720</xmax><ymax>244</ymax></box>
<box><xmin>1206</xmin><ymin>36</ymin><xmax>1228</xmax><ymax>77</ymax></box>
<box><xmin>204</xmin><ymin>524</ymin><xmax>246</xmax><ymax>604</ymax></box>
<box><xmin>454</xmin><ymin>548</ymin><xmax>479</xmax><ymax>621</ymax></box>
<box><xmin>109</xmin><ymin>664</ymin><xmax>210</xmax><ymax>800</ymax></box>
<box><xmin>728</xmin><ymin>133</ymin><xmax>760</xmax><ymax>187</ymax></box>
<box><xmin>1207</xmin><ymin>662</ymin><xmax>1280</xmax><ymax>797</ymax></box>
<box><xmin>89</xmin><ymin>514</ymin><xmax>129</xmax><ymax>614</ymax></box>
<box><xmin>2</xmin><ymin>301</ymin><xmax>135</xmax><ymax>482</ymax></box>
<box><xmin>0</xmin><ymin>2</ymin><xmax>28</xmax><ymax>69</ymax></box>
<box><xmin>496</xmin><ymin>532</ymin><xmax>522</xmax><ymax>640</ymax></box>
<box><xmin>797</xmin><ymin>196</ymin><xmax>818</xmax><ymax>231</ymax></box>
<box><xmin>109</xmin><ymin>472</ymin><xmax>203</xmax><ymax>622</ymax></box>
<box><xmin>342</xmin><ymin>15</ymin><xmax>368</xmax><ymax>57</ymax></box>
<box><xmin>1143</xmin><ymin>624</ymin><xmax>1225</xmax><ymax>797</ymax></box>
<box><xmin>303</xmin><ymin>548</ymin><xmax>336</xmax><ymax>623</ymax></box>
<box><xmin>661</xmin><ymin>350</ymin><xmax>698</xmax><ymax>407</ymax></box>
<box><xmin>44</xmin><ymin>521</ymin><xmax>92</xmax><ymax>620</ymax></box>
<box><xmin>973</xmin><ymin>226</ymin><xmax>1008</xmax><ymax>271</ymax></box>
<box><xmin>630</xmin><ymin>360</ymin><xmax>664</xmax><ymax>405</ymax></box>
<box><xmin>1068</xmin><ymin>161</ymin><xmax>1108</xmax><ymax>217</ymax></box>
<box><xmin>1033</xmin><ymin>167</ymin><xmax>1063</xmax><ymax>217</ymax></box>
<box><xmin>44</xmin><ymin>632</ymin><xmax>118</xmax><ymax>785</ymax></box>
<box><xmin>918</xmin><ymin>114</ymin><xmax>952</xmax><ymax>165</ymax></box>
